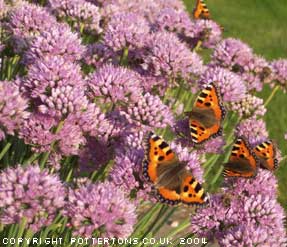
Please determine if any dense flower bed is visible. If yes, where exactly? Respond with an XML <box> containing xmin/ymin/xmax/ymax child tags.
<box><xmin>0</xmin><ymin>0</ymin><xmax>286</xmax><ymax>246</ymax></box>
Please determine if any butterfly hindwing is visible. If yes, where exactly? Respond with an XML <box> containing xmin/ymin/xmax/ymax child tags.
<box><xmin>253</xmin><ymin>140</ymin><xmax>278</xmax><ymax>171</ymax></box>
<box><xmin>142</xmin><ymin>132</ymin><xmax>208</xmax><ymax>205</ymax></box>
<box><xmin>189</xmin><ymin>83</ymin><xmax>225</xmax><ymax>144</ymax></box>
<box><xmin>193</xmin><ymin>0</ymin><xmax>210</xmax><ymax>19</ymax></box>
<box><xmin>179</xmin><ymin>173</ymin><xmax>207</xmax><ymax>205</ymax></box>
<box><xmin>223</xmin><ymin>137</ymin><xmax>258</xmax><ymax>178</ymax></box>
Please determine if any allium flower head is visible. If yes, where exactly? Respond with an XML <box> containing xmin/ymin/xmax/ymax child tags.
<box><xmin>125</xmin><ymin>93</ymin><xmax>174</xmax><ymax>129</ymax></box>
<box><xmin>19</xmin><ymin>112</ymin><xmax>58</xmax><ymax>153</ymax></box>
<box><xmin>203</xmin><ymin>136</ymin><xmax>226</xmax><ymax>154</ymax></box>
<box><xmin>154</xmin><ymin>7</ymin><xmax>192</xmax><ymax>34</ymax></box>
<box><xmin>7</xmin><ymin>2</ymin><xmax>58</xmax><ymax>51</ymax></box>
<box><xmin>23</xmin><ymin>56</ymin><xmax>84</xmax><ymax>98</ymax></box>
<box><xmin>0</xmin><ymin>0</ymin><xmax>8</xmax><ymax>19</ymax></box>
<box><xmin>56</xmin><ymin>118</ymin><xmax>86</xmax><ymax>156</ymax></box>
<box><xmin>0</xmin><ymin>165</ymin><xmax>66</xmax><ymax>232</ymax></box>
<box><xmin>270</xmin><ymin>59</ymin><xmax>287</xmax><ymax>91</ymax></box>
<box><xmin>230</xmin><ymin>94</ymin><xmax>266</xmax><ymax>118</ymax></box>
<box><xmin>170</xmin><ymin>142</ymin><xmax>203</xmax><ymax>182</ymax></box>
<box><xmin>48</xmin><ymin>0</ymin><xmax>102</xmax><ymax>34</ymax></box>
<box><xmin>224</xmin><ymin>169</ymin><xmax>278</xmax><ymax>200</ymax></box>
<box><xmin>38</xmin><ymin>84</ymin><xmax>89</xmax><ymax>118</ymax></box>
<box><xmin>103</xmin><ymin>12</ymin><xmax>150</xmax><ymax>51</ymax></box>
<box><xmin>78</xmin><ymin>137</ymin><xmax>112</xmax><ymax>174</ymax></box>
<box><xmin>109</xmin><ymin>147</ymin><xmax>154</xmax><ymax>202</ymax></box>
<box><xmin>0</xmin><ymin>80</ymin><xmax>29</xmax><ymax>140</ymax></box>
<box><xmin>101</xmin><ymin>0</ymin><xmax>185</xmax><ymax>23</ymax></box>
<box><xmin>64</xmin><ymin>182</ymin><xmax>137</xmax><ymax>238</ymax></box>
<box><xmin>142</xmin><ymin>31</ymin><xmax>204</xmax><ymax>81</ymax></box>
<box><xmin>242</xmin><ymin>55</ymin><xmax>271</xmax><ymax>91</ymax></box>
<box><xmin>83</xmin><ymin>43</ymin><xmax>116</xmax><ymax>68</ymax></box>
<box><xmin>25</xmin><ymin>23</ymin><xmax>85</xmax><ymax>64</ymax></box>
<box><xmin>72</xmin><ymin>103</ymin><xmax>111</xmax><ymax>138</ymax></box>
<box><xmin>192</xmin><ymin>169</ymin><xmax>287</xmax><ymax>246</ymax></box>
<box><xmin>186</xmin><ymin>20</ymin><xmax>222</xmax><ymax>49</ymax></box>
<box><xmin>199</xmin><ymin>66</ymin><xmax>247</xmax><ymax>102</ymax></box>
<box><xmin>212</xmin><ymin>38</ymin><xmax>254</xmax><ymax>71</ymax></box>
<box><xmin>235</xmin><ymin>117</ymin><xmax>268</xmax><ymax>146</ymax></box>
<box><xmin>87</xmin><ymin>64</ymin><xmax>143</xmax><ymax>105</ymax></box>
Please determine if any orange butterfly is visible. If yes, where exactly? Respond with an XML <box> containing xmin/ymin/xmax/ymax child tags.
<box><xmin>223</xmin><ymin>137</ymin><xmax>259</xmax><ymax>178</ymax></box>
<box><xmin>253</xmin><ymin>140</ymin><xmax>278</xmax><ymax>171</ymax></box>
<box><xmin>193</xmin><ymin>0</ymin><xmax>210</xmax><ymax>19</ymax></box>
<box><xmin>188</xmin><ymin>83</ymin><xmax>225</xmax><ymax>144</ymax></box>
<box><xmin>142</xmin><ymin>132</ymin><xmax>208</xmax><ymax>205</ymax></box>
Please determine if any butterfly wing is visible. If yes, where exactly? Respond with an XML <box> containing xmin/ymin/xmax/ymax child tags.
<box><xmin>253</xmin><ymin>140</ymin><xmax>278</xmax><ymax>171</ymax></box>
<box><xmin>193</xmin><ymin>0</ymin><xmax>210</xmax><ymax>19</ymax></box>
<box><xmin>189</xmin><ymin>83</ymin><xmax>225</xmax><ymax>144</ymax></box>
<box><xmin>143</xmin><ymin>132</ymin><xmax>178</xmax><ymax>183</ymax></box>
<box><xmin>223</xmin><ymin>137</ymin><xmax>258</xmax><ymax>178</ymax></box>
<box><xmin>179</xmin><ymin>172</ymin><xmax>208</xmax><ymax>205</ymax></box>
<box><xmin>142</xmin><ymin>132</ymin><xmax>207</xmax><ymax>205</ymax></box>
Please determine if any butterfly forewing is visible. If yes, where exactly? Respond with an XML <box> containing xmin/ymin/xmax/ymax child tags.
<box><xmin>189</xmin><ymin>83</ymin><xmax>225</xmax><ymax>144</ymax></box>
<box><xmin>253</xmin><ymin>140</ymin><xmax>278</xmax><ymax>171</ymax></box>
<box><xmin>223</xmin><ymin>137</ymin><xmax>258</xmax><ymax>178</ymax></box>
<box><xmin>193</xmin><ymin>0</ymin><xmax>210</xmax><ymax>19</ymax></box>
<box><xmin>142</xmin><ymin>132</ymin><xmax>208</xmax><ymax>205</ymax></box>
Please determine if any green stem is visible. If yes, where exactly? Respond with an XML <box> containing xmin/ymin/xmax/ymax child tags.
<box><xmin>40</xmin><ymin>120</ymin><xmax>64</xmax><ymax>169</ymax></box>
<box><xmin>0</xmin><ymin>142</ymin><xmax>12</xmax><ymax>161</ymax></box>
<box><xmin>23</xmin><ymin>153</ymin><xmax>41</xmax><ymax>166</ymax></box>
<box><xmin>264</xmin><ymin>85</ymin><xmax>280</xmax><ymax>107</ymax></box>
<box><xmin>120</xmin><ymin>47</ymin><xmax>129</xmax><ymax>66</ymax></box>
<box><xmin>193</xmin><ymin>40</ymin><xmax>202</xmax><ymax>52</ymax></box>
<box><xmin>280</xmin><ymin>155</ymin><xmax>287</xmax><ymax>162</ymax></box>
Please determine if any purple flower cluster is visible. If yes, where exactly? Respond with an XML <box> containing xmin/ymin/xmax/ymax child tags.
<box><xmin>230</xmin><ymin>94</ymin><xmax>266</xmax><ymax>118</ymax></box>
<box><xmin>199</xmin><ymin>66</ymin><xmax>246</xmax><ymax>102</ymax></box>
<box><xmin>270</xmin><ymin>59</ymin><xmax>287</xmax><ymax>91</ymax></box>
<box><xmin>1</xmin><ymin>0</ymin><xmax>286</xmax><ymax>241</ymax></box>
<box><xmin>47</xmin><ymin>0</ymin><xmax>102</xmax><ymax>34</ymax></box>
<box><xmin>211</xmin><ymin>38</ymin><xmax>286</xmax><ymax>93</ymax></box>
<box><xmin>24</xmin><ymin>23</ymin><xmax>85</xmax><ymax>64</ymax></box>
<box><xmin>186</xmin><ymin>20</ymin><xmax>222</xmax><ymax>49</ymax></box>
<box><xmin>235</xmin><ymin>117</ymin><xmax>269</xmax><ymax>146</ymax></box>
<box><xmin>7</xmin><ymin>2</ymin><xmax>58</xmax><ymax>52</ymax></box>
<box><xmin>87</xmin><ymin>64</ymin><xmax>143</xmax><ymax>105</ymax></box>
<box><xmin>103</xmin><ymin>12</ymin><xmax>150</xmax><ymax>52</ymax></box>
<box><xmin>0</xmin><ymin>80</ymin><xmax>29</xmax><ymax>140</ymax></box>
<box><xmin>191</xmin><ymin>170</ymin><xmax>287</xmax><ymax>246</ymax></box>
<box><xmin>63</xmin><ymin>182</ymin><xmax>137</xmax><ymax>238</ymax></box>
<box><xmin>141</xmin><ymin>31</ymin><xmax>204</xmax><ymax>82</ymax></box>
<box><xmin>0</xmin><ymin>165</ymin><xmax>66</xmax><ymax>232</ymax></box>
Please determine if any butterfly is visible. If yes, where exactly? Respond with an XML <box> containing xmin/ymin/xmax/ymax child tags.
<box><xmin>193</xmin><ymin>0</ymin><xmax>210</xmax><ymax>20</ymax></box>
<box><xmin>253</xmin><ymin>140</ymin><xmax>278</xmax><ymax>171</ymax></box>
<box><xmin>223</xmin><ymin>137</ymin><xmax>259</xmax><ymax>178</ymax></box>
<box><xmin>142</xmin><ymin>132</ymin><xmax>208</xmax><ymax>205</ymax></box>
<box><xmin>188</xmin><ymin>83</ymin><xmax>225</xmax><ymax>144</ymax></box>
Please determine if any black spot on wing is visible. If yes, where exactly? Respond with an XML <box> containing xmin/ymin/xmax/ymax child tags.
<box><xmin>194</xmin><ymin>183</ymin><xmax>202</xmax><ymax>193</ymax></box>
<box><xmin>159</xmin><ymin>141</ymin><xmax>169</xmax><ymax>149</ymax></box>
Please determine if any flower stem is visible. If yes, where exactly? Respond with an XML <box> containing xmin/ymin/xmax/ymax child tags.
<box><xmin>120</xmin><ymin>47</ymin><xmax>129</xmax><ymax>66</ymax></box>
<box><xmin>0</xmin><ymin>142</ymin><xmax>12</xmax><ymax>161</ymax></box>
<box><xmin>40</xmin><ymin>120</ymin><xmax>64</xmax><ymax>169</ymax></box>
<box><xmin>23</xmin><ymin>153</ymin><xmax>40</xmax><ymax>166</ymax></box>
<box><xmin>264</xmin><ymin>85</ymin><xmax>280</xmax><ymax>107</ymax></box>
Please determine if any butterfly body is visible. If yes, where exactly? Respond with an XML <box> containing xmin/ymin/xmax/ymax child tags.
<box><xmin>193</xmin><ymin>0</ymin><xmax>210</xmax><ymax>19</ymax></box>
<box><xmin>143</xmin><ymin>132</ymin><xmax>208</xmax><ymax>205</ymax></box>
<box><xmin>223</xmin><ymin>137</ymin><xmax>259</xmax><ymax>178</ymax></box>
<box><xmin>189</xmin><ymin>83</ymin><xmax>225</xmax><ymax>144</ymax></box>
<box><xmin>253</xmin><ymin>140</ymin><xmax>278</xmax><ymax>171</ymax></box>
